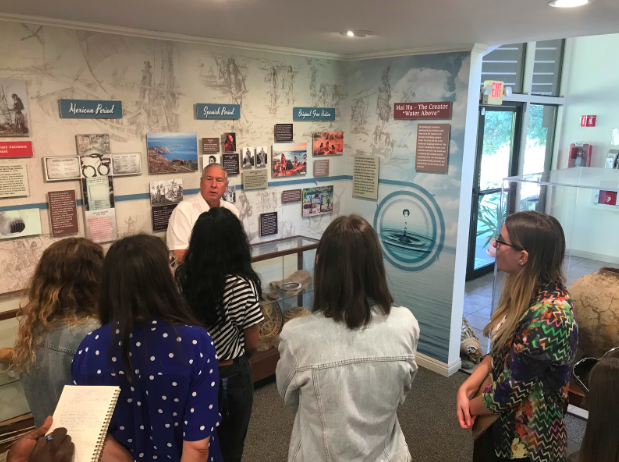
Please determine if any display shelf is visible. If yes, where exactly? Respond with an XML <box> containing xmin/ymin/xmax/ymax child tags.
<box><xmin>260</xmin><ymin>284</ymin><xmax>314</xmax><ymax>309</ymax></box>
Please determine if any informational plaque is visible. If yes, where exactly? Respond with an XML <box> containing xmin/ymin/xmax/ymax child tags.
<box><xmin>152</xmin><ymin>204</ymin><xmax>178</xmax><ymax>232</ymax></box>
<box><xmin>85</xmin><ymin>208</ymin><xmax>117</xmax><ymax>243</ymax></box>
<box><xmin>259</xmin><ymin>212</ymin><xmax>278</xmax><ymax>237</ymax></box>
<box><xmin>352</xmin><ymin>155</ymin><xmax>379</xmax><ymax>200</ymax></box>
<box><xmin>415</xmin><ymin>124</ymin><xmax>451</xmax><ymax>173</ymax></box>
<box><xmin>111</xmin><ymin>153</ymin><xmax>142</xmax><ymax>176</ymax></box>
<box><xmin>222</xmin><ymin>153</ymin><xmax>240</xmax><ymax>175</ymax></box>
<box><xmin>275</xmin><ymin>124</ymin><xmax>294</xmax><ymax>142</ymax></box>
<box><xmin>314</xmin><ymin>159</ymin><xmax>330</xmax><ymax>177</ymax></box>
<box><xmin>0</xmin><ymin>141</ymin><xmax>33</xmax><ymax>158</ymax></box>
<box><xmin>243</xmin><ymin>169</ymin><xmax>268</xmax><ymax>190</ymax></box>
<box><xmin>394</xmin><ymin>102</ymin><xmax>452</xmax><ymax>120</ymax></box>
<box><xmin>202</xmin><ymin>138</ymin><xmax>220</xmax><ymax>154</ymax></box>
<box><xmin>282</xmin><ymin>189</ymin><xmax>302</xmax><ymax>203</ymax></box>
<box><xmin>44</xmin><ymin>157</ymin><xmax>81</xmax><ymax>182</ymax></box>
<box><xmin>0</xmin><ymin>164</ymin><xmax>29</xmax><ymax>198</ymax></box>
<box><xmin>48</xmin><ymin>190</ymin><xmax>78</xmax><ymax>236</ymax></box>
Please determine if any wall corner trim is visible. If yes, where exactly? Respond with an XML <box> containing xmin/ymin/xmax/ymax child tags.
<box><xmin>417</xmin><ymin>353</ymin><xmax>462</xmax><ymax>377</ymax></box>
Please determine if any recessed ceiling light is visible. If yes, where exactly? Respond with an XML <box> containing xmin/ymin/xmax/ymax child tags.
<box><xmin>341</xmin><ymin>30</ymin><xmax>370</xmax><ymax>38</ymax></box>
<box><xmin>549</xmin><ymin>0</ymin><xmax>594</xmax><ymax>7</ymax></box>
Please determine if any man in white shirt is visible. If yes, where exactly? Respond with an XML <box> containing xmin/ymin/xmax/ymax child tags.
<box><xmin>167</xmin><ymin>163</ymin><xmax>239</xmax><ymax>262</ymax></box>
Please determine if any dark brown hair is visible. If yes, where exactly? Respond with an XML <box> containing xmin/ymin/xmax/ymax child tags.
<box><xmin>579</xmin><ymin>357</ymin><xmax>619</xmax><ymax>462</ymax></box>
<box><xmin>13</xmin><ymin>238</ymin><xmax>103</xmax><ymax>371</ymax></box>
<box><xmin>312</xmin><ymin>215</ymin><xmax>393</xmax><ymax>329</ymax></box>
<box><xmin>99</xmin><ymin>234</ymin><xmax>200</xmax><ymax>383</ymax></box>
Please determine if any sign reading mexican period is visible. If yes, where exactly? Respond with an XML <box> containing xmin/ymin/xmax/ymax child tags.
<box><xmin>293</xmin><ymin>107</ymin><xmax>335</xmax><ymax>121</ymax></box>
<box><xmin>196</xmin><ymin>104</ymin><xmax>241</xmax><ymax>120</ymax></box>
<box><xmin>415</xmin><ymin>124</ymin><xmax>451</xmax><ymax>173</ymax></box>
<box><xmin>59</xmin><ymin>99</ymin><xmax>123</xmax><ymax>118</ymax></box>
<box><xmin>394</xmin><ymin>102</ymin><xmax>452</xmax><ymax>120</ymax></box>
<box><xmin>0</xmin><ymin>141</ymin><xmax>33</xmax><ymax>158</ymax></box>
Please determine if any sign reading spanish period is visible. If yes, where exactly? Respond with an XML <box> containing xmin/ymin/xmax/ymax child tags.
<box><xmin>196</xmin><ymin>104</ymin><xmax>241</xmax><ymax>120</ymax></box>
<box><xmin>415</xmin><ymin>124</ymin><xmax>451</xmax><ymax>173</ymax></box>
<box><xmin>0</xmin><ymin>164</ymin><xmax>29</xmax><ymax>198</ymax></box>
<box><xmin>243</xmin><ymin>169</ymin><xmax>268</xmax><ymax>190</ymax></box>
<box><xmin>293</xmin><ymin>107</ymin><xmax>335</xmax><ymax>121</ymax></box>
<box><xmin>59</xmin><ymin>99</ymin><xmax>122</xmax><ymax>119</ymax></box>
<box><xmin>352</xmin><ymin>155</ymin><xmax>379</xmax><ymax>200</ymax></box>
<box><xmin>222</xmin><ymin>153</ymin><xmax>240</xmax><ymax>175</ymax></box>
<box><xmin>394</xmin><ymin>102</ymin><xmax>452</xmax><ymax>120</ymax></box>
<box><xmin>259</xmin><ymin>212</ymin><xmax>278</xmax><ymax>237</ymax></box>
<box><xmin>0</xmin><ymin>141</ymin><xmax>33</xmax><ymax>158</ymax></box>
<box><xmin>314</xmin><ymin>159</ymin><xmax>330</xmax><ymax>177</ymax></box>
<box><xmin>282</xmin><ymin>189</ymin><xmax>302</xmax><ymax>203</ymax></box>
<box><xmin>202</xmin><ymin>138</ymin><xmax>220</xmax><ymax>154</ymax></box>
<box><xmin>275</xmin><ymin>124</ymin><xmax>294</xmax><ymax>142</ymax></box>
<box><xmin>48</xmin><ymin>190</ymin><xmax>78</xmax><ymax>237</ymax></box>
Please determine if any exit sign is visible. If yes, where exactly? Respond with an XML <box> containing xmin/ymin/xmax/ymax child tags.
<box><xmin>483</xmin><ymin>80</ymin><xmax>504</xmax><ymax>105</ymax></box>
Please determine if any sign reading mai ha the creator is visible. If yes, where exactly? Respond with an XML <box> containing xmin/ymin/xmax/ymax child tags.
<box><xmin>293</xmin><ymin>107</ymin><xmax>335</xmax><ymax>121</ymax></box>
<box><xmin>196</xmin><ymin>104</ymin><xmax>241</xmax><ymax>120</ymax></box>
<box><xmin>59</xmin><ymin>99</ymin><xmax>123</xmax><ymax>119</ymax></box>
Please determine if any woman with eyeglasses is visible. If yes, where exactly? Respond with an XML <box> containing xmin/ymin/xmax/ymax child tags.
<box><xmin>456</xmin><ymin>211</ymin><xmax>578</xmax><ymax>462</ymax></box>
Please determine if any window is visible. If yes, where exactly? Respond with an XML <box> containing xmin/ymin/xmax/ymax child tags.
<box><xmin>523</xmin><ymin>105</ymin><xmax>558</xmax><ymax>175</ymax></box>
<box><xmin>531</xmin><ymin>40</ymin><xmax>565</xmax><ymax>96</ymax></box>
<box><xmin>480</xmin><ymin>43</ymin><xmax>526</xmax><ymax>94</ymax></box>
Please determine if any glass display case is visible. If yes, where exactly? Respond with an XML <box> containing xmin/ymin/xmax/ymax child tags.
<box><xmin>249</xmin><ymin>235</ymin><xmax>319</xmax><ymax>382</ymax></box>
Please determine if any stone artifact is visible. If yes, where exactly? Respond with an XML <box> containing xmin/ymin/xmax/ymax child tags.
<box><xmin>270</xmin><ymin>270</ymin><xmax>312</xmax><ymax>295</ymax></box>
<box><xmin>569</xmin><ymin>267</ymin><xmax>619</xmax><ymax>358</ymax></box>
<box><xmin>461</xmin><ymin>316</ymin><xmax>482</xmax><ymax>364</ymax></box>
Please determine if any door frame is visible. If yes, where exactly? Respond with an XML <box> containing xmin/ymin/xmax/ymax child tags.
<box><xmin>466</xmin><ymin>102</ymin><xmax>524</xmax><ymax>281</ymax></box>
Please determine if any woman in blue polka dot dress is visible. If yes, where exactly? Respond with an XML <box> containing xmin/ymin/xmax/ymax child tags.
<box><xmin>71</xmin><ymin>234</ymin><xmax>223</xmax><ymax>462</ymax></box>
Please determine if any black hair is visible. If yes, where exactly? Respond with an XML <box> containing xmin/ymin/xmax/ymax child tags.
<box><xmin>176</xmin><ymin>208</ymin><xmax>261</xmax><ymax>329</ymax></box>
<box><xmin>99</xmin><ymin>234</ymin><xmax>200</xmax><ymax>383</ymax></box>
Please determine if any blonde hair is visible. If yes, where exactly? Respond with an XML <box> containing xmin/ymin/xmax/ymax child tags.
<box><xmin>483</xmin><ymin>211</ymin><xmax>566</xmax><ymax>352</ymax></box>
<box><xmin>12</xmin><ymin>238</ymin><xmax>104</xmax><ymax>372</ymax></box>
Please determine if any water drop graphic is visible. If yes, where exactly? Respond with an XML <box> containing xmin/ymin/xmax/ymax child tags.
<box><xmin>403</xmin><ymin>209</ymin><xmax>410</xmax><ymax>217</ymax></box>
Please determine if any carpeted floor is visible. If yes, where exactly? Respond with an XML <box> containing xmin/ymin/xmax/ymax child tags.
<box><xmin>245</xmin><ymin>367</ymin><xmax>473</xmax><ymax>462</ymax></box>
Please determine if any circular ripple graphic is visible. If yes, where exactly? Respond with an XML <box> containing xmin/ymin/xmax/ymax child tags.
<box><xmin>374</xmin><ymin>187</ymin><xmax>445</xmax><ymax>271</ymax></box>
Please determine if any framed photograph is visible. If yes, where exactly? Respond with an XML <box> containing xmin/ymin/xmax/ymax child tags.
<box><xmin>0</xmin><ymin>209</ymin><xmax>41</xmax><ymax>239</ymax></box>
<box><xmin>80</xmin><ymin>153</ymin><xmax>111</xmax><ymax>178</ymax></box>
<box><xmin>76</xmin><ymin>134</ymin><xmax>110</xmax><ymax>157</ymax></box>
<box><xmin>313</xmin><ymin>131</ymin><xmax>343</xmax><ymax>156</ymax></box>
<box><xmin>150</xmin><ymin>179</ymin><xmax>183</xmax><ymax>206</ymax></box>
<box><xmin>0</xmin><ymin>79</ymin><xmax>31</xmax><ymax>137</ymax></box>
<box><xmin>111</xmin><ymin>153</ymin><xmax>142</xmax><ymax>176</ymax></box>
<box><xmin>272</xmin><ymin>142</ymin><xmax>307</xmax><ymax>178</ymax></box>
<box><xmin>223</xmin><ymin>133</ymin><xmax>236</xmax><ymax>153</ymax></box>
<box><xmin>147</xmin><ymin>133</ymin><xmax>199</xmax><ymax>174</ymax></box>
<box><xmin>223</xmin><ymin>184</ymin><xmax>236</xmax><ymax>203</ymax></box>
<box><xmin>82</xmin><ymin>176</ymin><xmax>115</xmax><ymax>212</ymax></box>
<box><xmin>255</xmin><ymin>146</ymin><xmax>268</xmax><ymax>168</ymax></box>
<box><xmin>43</xmin><ymin>156</ymin><xmax>82</xmax><ymax>182</ymax></box>
<box><xmin>202</xmin><ymin>154</ymin><xmax>221</xmax><ymax>171</ymax></box>
<box><xmin>302</xmin><ymin>186</ymin><xmax>334</xmax><ymax>218</ymax></box>
<box><xmin>241</xmin><ymin>147</ymin><xmax>255</xmax><ymax>169</ymax></box>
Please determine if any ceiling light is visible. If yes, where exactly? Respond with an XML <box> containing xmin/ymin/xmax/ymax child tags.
<box><xmin>341</xmin><ymin>30</ymin><xmax>370</xmax><ymax>38</ymax></box>
<box><xmin>549</xmin><ymin>0</ymin><xmax>594</xmax><ymax>7</ymax></box>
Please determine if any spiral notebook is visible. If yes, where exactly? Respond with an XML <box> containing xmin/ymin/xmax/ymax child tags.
<box><xmin>49</xmin><ymin>385</ymin><xmax>121</xmax><ymax>462</ymax></box>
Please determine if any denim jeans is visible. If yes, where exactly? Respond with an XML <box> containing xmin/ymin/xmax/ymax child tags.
<box><xmin>217</xmin><ymin>355</ymin><xmax>253</xmax><ymax>462</ymax></box>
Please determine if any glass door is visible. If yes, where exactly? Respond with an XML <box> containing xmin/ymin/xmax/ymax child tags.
<box><xmin>467</xmin><ymin>104</ymin><xmax>523</xmax><ymax>280</ymax></box>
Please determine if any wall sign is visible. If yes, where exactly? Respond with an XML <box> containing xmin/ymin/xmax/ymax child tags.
<box><xmin>0</xmin><ymin>164</ymin><xmax>29</xmax><ymax>198</ymax></box>
<box><xmin>482</xmin><ymin>80</ymin><xmax>504</xmax><ymax>105</ymax></box>
<box><xmin>293</xmin><ymin>107</ymin><xmax>335</xmax><ymax>121</ymax></box>
<box><xmin>202</xmin><ymin>138</ymin><xmax>220</xmax><ymax>153</ymax></box>
<box><xmin>580</xmin><ymin>115</ymin><xmax>597</xmax><ymax>127</ymax></box>
<box><xmin>352</xmin><ymin>155</ymin><xmax>380</xmax><ymax>200</ymax></box>
<box><xmin>282</xmin><ymin>189</ymin><xmax>302</xmax><ymax>203</ymax></box>
<box><xmin>275</xmin><ymin>124</ymin><xmax>294</xmax><ymax>142</ymax></box>
<box><xmin>48</xmin><ymin>190</ymin><xmax>78</xmax><ymax>237</ymax></box>
<box><xmin>0</xmin><ymin>141</ymin><xmax>33</xmax><ymax>158</ymax></box>
<box><xmin>314</xmin><ymin>159</ymin><xmax>330</xmax><ymax>177</ymax></box>
<box><xmin>196</xmin><ymin>103</ymin><xmax>241</xmax><ymax>120</ymax></box>
<box><xmin>222</xmin><ymin>153</ymin><xmax>240</xmax><ymax>175</ymax></box>
<box><xmin>59</xmin><ymin>99</ymin><xmax>122</xmax><ymax>119</ymax></box>
<box><xmin>43</xmin><ymin>157</ymin><xmax>81</xmax><ymax>182</ymax></box>
<box><xmin>243</xmin><ymin>169</ymin><xmax>268</xmax><ymax>190</ymax></box>
<box><xmin>415</xmin><ymin>124</ymin><xmax>451</xmax><ymax>173</ymax></box>
<box><xmin>259</xmin><ymin>212</ymin><xmax>278</xmax><ymax>237</ymax></box>
<box><xmin>394</xmin><ymin>102</ymin><xmax>452</xmax><ymax>120</ymax></box>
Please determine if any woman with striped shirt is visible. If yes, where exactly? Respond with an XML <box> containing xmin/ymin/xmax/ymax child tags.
<box><xmin>176</xmin><ymin>208</ymin><xmax>264</xmax><ymax>462</ymax></box>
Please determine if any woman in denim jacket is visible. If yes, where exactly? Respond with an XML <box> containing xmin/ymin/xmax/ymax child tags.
<box><xmin>276</xmin><ymin>215</ymin><xmax>420</xmax><ymax>462</ymax></box>
<box><xmin>13</xmin><ymin>238</ymin><xmax>103</xmax><ymax>426</ymax></box>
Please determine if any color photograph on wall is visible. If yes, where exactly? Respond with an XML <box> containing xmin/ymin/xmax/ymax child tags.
<box><xmin>223</xmin><ymin>133</ymin><xmax>236</xmax><ymax>152</ymax></box>
<box><xmin>0</xmin><ymin>79</ymin><xmax>30</xmax><ymax>137</ymax></box>
<box><xmin>147</xmin><ymin>133</ymin><xmax>199</xmax><ymax>174</ymax></box>
<box><xmin>302</xmin><ymin>185</ymin><xmax>334</xmax><ymax>218</ymax></box>
<box><xmin>272</xmin><ymin>142</ymin><xmax>307</xmax><ymax>178</ymax></box>
<box><xmin>0</xmin><ymin>209</ymin><xmax>41</xmax><ymax>240</ymax></box>
<box><xmin>313</xmin><ymin>131</ymin><xmax>343</xmax><ymax>156</ymax></box>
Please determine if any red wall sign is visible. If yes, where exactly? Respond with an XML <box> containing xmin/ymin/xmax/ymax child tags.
<box><xmin>0</xmin><ymin>141</ymin><xmax>33</xmax><ymax>158</ymax></box>
<box><xmin>580</xmin><ymin>115</ymin><xmax>597</xmax><ymax>127</ymax></box>
<box><xmin>394</xmin><ymin>102</ymin><xmax>452</xmax><ymax>120</ymax></box>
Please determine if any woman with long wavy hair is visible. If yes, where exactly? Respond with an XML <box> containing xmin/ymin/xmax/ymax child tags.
<box><xmin>175</xmin><ymin>208</ymin><xmax>264</xmax><ymax>462</ymax></box>
<box><xmin>456</xmin><ymin>211</ymin><xmax>578</xmax><ymax>462</ymax></box>
<box><xmin>13</xmin><ymin>238</ymin><xmax>104</xmax><ymax>426</ymax></box>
